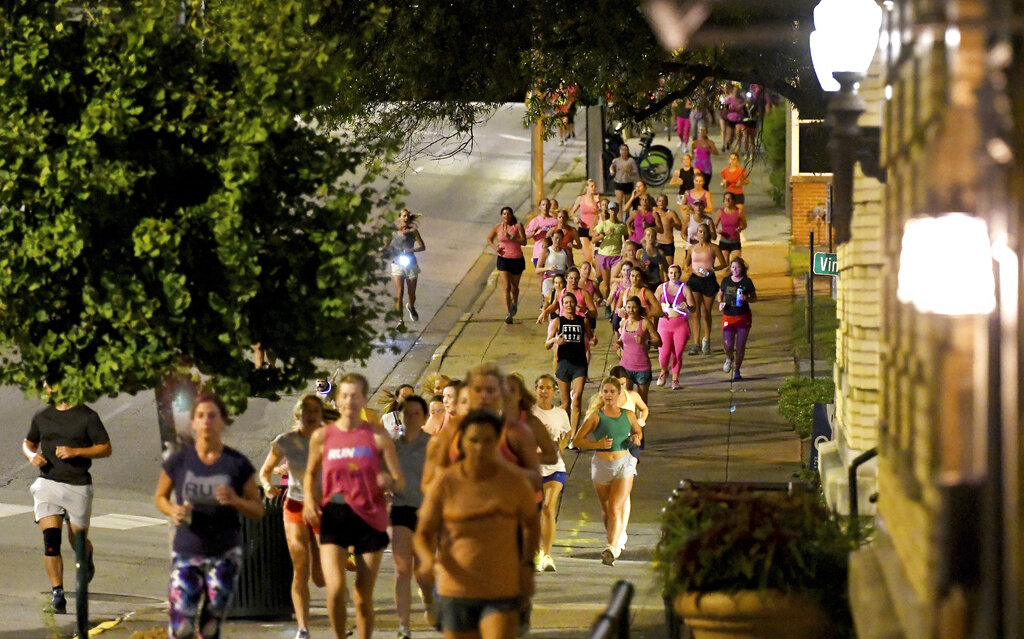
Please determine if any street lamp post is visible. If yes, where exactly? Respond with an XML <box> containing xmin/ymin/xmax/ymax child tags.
<box><xmin>810</xmin><ymin>0</ymin><xmax>886</xmax><ymax>245</ymax></box>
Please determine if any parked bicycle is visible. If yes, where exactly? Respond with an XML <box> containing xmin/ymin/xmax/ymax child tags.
<box><xmin>603</xmin><ymin>125</ymin><xmax>674</xmax><ymax>188</ymax></box>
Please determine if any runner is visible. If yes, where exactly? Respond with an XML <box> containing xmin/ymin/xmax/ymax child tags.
<box><xmin>718</xmin><ymin>257</ymin><xmax>758</xmax><ymax>381</ymax></box>
<box><xmin>525</xmin><ymin>198</ymin><xmax>558</xmax><ymax>267</ymax></box>
<box><xmin>536</xmin><ymin>228</ymin><xmax>571</xmax><ymax>303</ymax></box>
<box><xmin>635</xmin><ymin>226</ymin><xmax>669</xmax><ymax>290</ymax></box>
<box><xmin>685</xmin><ymin>223</ymin><xmax>726</xmax><ymax>356</ymax></box>
<box><xmin>626</xmin><ymin>194</ymin><xmax>660</xmax><ymax>245</ymax></box>
<box><xmin>423</xmin><ymin>380</ymin><xmax>460</xmax><ymax>436</ymax></box>
<box><xmin>719</xmin><ymin>152</ymin><xmax>750</xmax><ymax>215</ymax></box>
<box><xmin>419</xmin><ymin>373</ymin><xmax>450</xmax><ymax>401</ymax></box>
<box><xmin>390</xmin><ymin>396</ymin><xmax>433</xmax><ymax>639</ymax></box>
<box><xmin>607</xmin><ymin>365</ymin><xmax>651</xmax><ymax>554</ymax></box>
<box><xmin>23</xmin><ymin>394</ymin><xmax>112</xmax><ymax>614</ymax></box>
<box><xmin>545</xmin><ymin>293</ymin><xmax>594</xmax><ymax>436</ymax></box>
<box><xmin>653</xmin><ymin>194</ymin><xmax>683</xmax><ymax>265</ymax></box>
<box><xmin>609</xmin><ymin>144</ymin><xmax>640</xmax><ymax>209</ymax></box>
<box><xmin>155</xmin><ymin>395</ymin><xmax>264</xmax><ymax>639</ymax></box>
<box><xmin>387</xmin><ymin>209</ymin><xmax>426</xmax><ymax>325</ymax></box>
<box><xmin>258</xmin><ymin>394</ymin><xmax>326</xmax><ymax>639</ymax></box>
<box><xmin>486</xmin><ymin>206</ymin><xmax>527</xmax><ymax>324</ymax></box>
<box><xmin>690</xmin><ymin>125</ymin><xmax>718</xmax><ymax>185</ymax></box>
<box><xmin>715</xmin><ymin>192</ymin><xmax>747</xmax><ymax>264</ymax></box>
<box><xmin>614</xmin><ymin>296</ymin><xmax>661</xmax><ymax>404</ymax></box>
<box><xmin>569</xmin><ymin>179</ymin><xmax>601</xmax><ymax>265</ymax></box>
<box><xmin>380</xmin><ymin>384</ymin><xmax>415</xmax><ymax>439</ymax></box>
<box><xmin>532</xmin><ymin>374</ymin><xmax>572</xmax><ymax>573</ymax></box>
<box><xmin>655</xmin><ymin>264</ymin><xmax>695</xmax><ymax>389</ymax></box>
<box><xmin>414</xmin><ymin>410</ymin><xmax>539</xmax><ymax>639</ymax></box>
<box><xmin>572</xmin><ymin>378</ymin><xmax>642</xmax><ymax>566</ymax></box>
<box><xmin>669</xmin><ymin>153</ymin><xmax>696</xmax><ymax>206</ymax></box>
<box><xmin>302</xmin><ymin>373</ymin><xmax>405</xmax><ymax>639</ymax></box>
<box><xmin>505</xmin><ymin>373</ymin><xmax>559</xmax><ymax>466</ymax></box>
<box><xmin>591</xmin><ymin>201</ymin><xmax>628</xmax><ymax>301</ymax></box>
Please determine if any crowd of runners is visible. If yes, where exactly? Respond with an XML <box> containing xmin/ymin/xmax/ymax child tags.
<box><xmin>22</xmin><ymin>86</ymin><xmax>767</xmax><ymax>639</ymax></box>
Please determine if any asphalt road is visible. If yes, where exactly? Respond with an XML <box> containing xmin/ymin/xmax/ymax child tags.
<box><xmin>0</xmin><ymin>104</ymin><xmax>585</xmax><ymax>639</ymax></box>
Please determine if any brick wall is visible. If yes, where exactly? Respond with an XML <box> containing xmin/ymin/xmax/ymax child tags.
<box><xmin>790</xmin><ymin>176</ymin><xmax>831</xmax><ymax>247</ymax></box>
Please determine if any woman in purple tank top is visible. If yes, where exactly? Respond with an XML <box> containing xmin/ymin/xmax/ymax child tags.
<box><xmin>303</xmin><ymin>373</ymin><xmax>405</xmax><ymax>639</ymax></box>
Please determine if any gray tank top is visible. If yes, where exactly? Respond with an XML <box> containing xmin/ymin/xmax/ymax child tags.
<box><xmin>391</xmin><ymin>432</ymin><xmax>430</xmax><ymax>508</ymax></box>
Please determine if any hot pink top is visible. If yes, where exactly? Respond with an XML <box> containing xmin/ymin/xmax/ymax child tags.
<box><xmin>321</xmin><ymin>422</ymin><xmax>389</xmax><ymax>532</ymax></box>
<box><xmin>619</xmin><ymin>320</ymin><xmax>652</xmax><ymax>372</ymax></box>
<box><xmin>498</xmin><ymin>223</ymin><xmax>524</xmax><ymax>260</ymax></box>
<box><xmin>630</xmin><ymin>211</ymin><xmax>656</xmax><ymax>244</ymax></box>
<box><xmin>718</xmin><ymin>208</ymin><xmax>741</xmax><ymax>241</ymax></box>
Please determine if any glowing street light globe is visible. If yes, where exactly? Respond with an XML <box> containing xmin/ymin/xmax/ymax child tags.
<box><xmin>810</xmin><ymin>0</ymin><xmax>884</xmax><ymax>91</ymax></box>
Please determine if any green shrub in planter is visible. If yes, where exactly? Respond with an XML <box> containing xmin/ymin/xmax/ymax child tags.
<box><xmin>778</xmin><ymin>377</ymin><xmax>835</xmax><ymax>439</ymax></box>
<box><xmin>655</xmin><ymin>482</ymin><xmax>856</xmax><ymax>637</ymax></box>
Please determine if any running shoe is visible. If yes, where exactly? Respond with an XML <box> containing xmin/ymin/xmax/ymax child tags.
<box><xmin>702</xmin><ymin>338</ymin><xmax>710</xmax><ymax>354</ymax></box>
<box><xmin>295</xmin><ymin>629</ymin><xmax>310</xmax><ymax>639</ymax></box>
<box><xmin>723</xmin><ymin>357</ymin><xmax>733</xmax><ymax>373</ymax></box>
<box><xmin>656</xmin><ymin>372</ymin><xmax>666</xmax><ymax>387</ymax></box>
<box><xmin>598</xmin><ymin>540</ymin><xmax>614</xmax><ymax>565</ymax></box>
<box><xmin>617</xmin><ymin>532</ymin><xmax>628</xmax><ymax>554</ymax></box>
<box><xmin>51</xmin><ymin>588</ymin><xmax>66</xmax><ymax>614</ymax></box>
<box><xmin>397</xmin><ymin>625</ymin><xmax>410</xmax><ymax>639</ymax></box>
<box><xmin>543</xmin><ymin>553</ymin><xmax>557</xmax><ymax>572</ymax></box>
<box><xmin>672</xmin><ymin>377</ymin><xmax>681</xmax><ymax>390</ymax></box>
<box><xmin>732</xmin><ymin>370</ymin><xmax>743</xmax><ymax>381</ymax></box>
<box><xmin>534</xmin><ymin>550</ymin><xmax>545</xmax><ymax>572</ymax></box>
<box><xmin>505</xmin><ymin>312</ymin><xmax>514</xmax><ymax>324</ymax></box>
<box><xmin>511</xmin><ymin>302</ymin><xmax>518</xmax><ymax>316</ymax></box>
<box><xmin>686</xmin><ymin>343</ymin><xmax>699</xmax><ymax>356</ymax></box>
<box><xmin>406</xmin><ymin>304</ymin><xmax>419</xmax><ymax>322</ymax></box>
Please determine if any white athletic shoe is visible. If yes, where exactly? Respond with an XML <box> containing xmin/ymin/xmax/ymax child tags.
<box><xmin>543</xmin><ymin>553</ymin><xmax>557</xmax><ymax>572</ymax></box>
<box><xmin>723</xmin><ymin>357</ymin><xmax>733</xmax><ymax>373</ymax></box>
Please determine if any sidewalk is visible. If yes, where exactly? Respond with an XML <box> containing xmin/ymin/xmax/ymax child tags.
<box><xmin>96</xmin><ymin>142</ymin><xmax>803</xmax><ymax>639</ymax></box>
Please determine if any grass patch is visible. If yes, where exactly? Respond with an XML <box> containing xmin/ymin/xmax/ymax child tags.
<box><xmin>549</xmin><ymin>171</ymin><xmax>587</xmax><ymax>186</ymax></box>
<box><xmin>778</xmin><ymin>376</ymin><xmax>836</xmax><ymax>439</ymax></box>
<box><xmin>787</xmin><ymin>249</ymin><xmax>810</xmax><ymax>277</ymax></box>
<box><xmin>792</xmin><ymin>293</ymin><xmax>837</xmax><ymax>363</ymax></box>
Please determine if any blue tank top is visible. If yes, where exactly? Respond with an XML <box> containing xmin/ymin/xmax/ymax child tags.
<box><xmin>592</xmin><ymin>409</ymin><xmax>632</xmax><ymax>452</ymax></box>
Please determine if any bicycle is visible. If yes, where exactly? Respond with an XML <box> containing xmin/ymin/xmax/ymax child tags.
<box><xmin>603</xmin><ymin>125</ymin><xmax>675</xmax><ymax>188</ymax></box>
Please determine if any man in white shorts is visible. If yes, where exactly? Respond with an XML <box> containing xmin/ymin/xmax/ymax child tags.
<box><xmin>22</xmin><ymin>399</ymin><xmax>112</xmax><ymax>614</ymax></box>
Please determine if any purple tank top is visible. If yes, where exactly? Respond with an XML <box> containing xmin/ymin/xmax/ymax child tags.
<box><xmin>631</xmin><ymin>211</ymin><xmax>655</xmax><ymax>244</ymax></box>
<box><xmin>693</xmin><ymin>147</ymin><xmax>712</xmax><ymax>174</ymax></box>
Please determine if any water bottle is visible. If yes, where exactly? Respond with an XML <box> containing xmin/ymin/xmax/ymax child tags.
<box><xmin>736</xmin><ymin>286</ymin><xmax>744</xmax><ymax>307</ymax></box>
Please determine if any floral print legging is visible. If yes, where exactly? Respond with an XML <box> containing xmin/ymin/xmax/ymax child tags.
<box><xmin>168</xmin><ymin>547</ymin><xmax>242</xmax><ymax>639</ymax></box>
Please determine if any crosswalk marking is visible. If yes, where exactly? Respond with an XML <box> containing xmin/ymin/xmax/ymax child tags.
<box><xmin>0</xmin><ymin>503</ymin><xmax>34</xmax><ymax>518</ymax></box>
<box><xmin>90</xmin><ymin>514</ymin><xmax>167</xmax><ymax>530</ymax></box>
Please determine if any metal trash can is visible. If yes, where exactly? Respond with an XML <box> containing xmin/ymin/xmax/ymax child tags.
<box><xmin>228</xmin><ymin>492</ymin><xmax>293</xmax><ymax>619</ymax></box>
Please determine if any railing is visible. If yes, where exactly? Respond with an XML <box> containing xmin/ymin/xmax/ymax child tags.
<box><xmin>589</xmin><ymin>580</ymin><xmax>634</xmax><ymax>639</ymax></box>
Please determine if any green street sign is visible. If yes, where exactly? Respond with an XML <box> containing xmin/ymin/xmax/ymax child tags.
<box><xmin>813</xmin><ymin>252</ymin><xmax>838</xmax><ymax>277</ymax></box>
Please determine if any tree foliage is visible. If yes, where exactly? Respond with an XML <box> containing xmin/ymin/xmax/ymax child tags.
<box><xmin>319</xmin><ymin>0</ymin><xmax>826</xmax><ymax>155</ymax></box>
<box><xmin>0</xmin><ymin>0</ymin><xmax>401</xmax><ymax>409</ymax></box>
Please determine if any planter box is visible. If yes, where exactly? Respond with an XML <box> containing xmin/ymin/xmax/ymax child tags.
<box><xmin>675</xmin><ymin>590</ymin><xmax>830</xmax><ymax>639</ymax></box>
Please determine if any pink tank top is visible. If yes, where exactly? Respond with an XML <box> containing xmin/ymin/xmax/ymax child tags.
<box><xmin>557</xmin><ymin>287</ymin><xmax>587</xmax><ymax>316</ymax></box>
<box><xmin>718</xmin><ymin>208</ymin><xmax>741</xmax><ymax>241</ymax></box>
<box><xmin>498</xmin><ymin>223</ymin><xmax>524</xmax><ymax>259</ymax></box>
<box><xmin>321</xmin><ymin>422</ymin><xmax>389</xmax><ymax>532</ymax></box>
<box><xmin>578</xmin><ymin>196</ymin><xmax>599</xmax><ymax>229</ymax></box>
<box><xmin>619</xmin><ymin>320</ymin><xmax>652</xmax><ymax>372</ymax></box>
<box><xmin>690</xmin><ymin>247</ymin><xmax>714</xmax><ymax>275</ymax></box>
